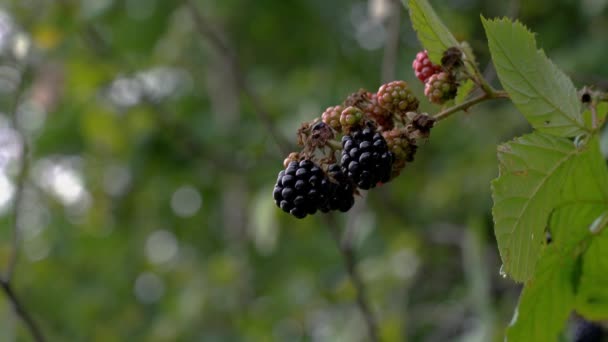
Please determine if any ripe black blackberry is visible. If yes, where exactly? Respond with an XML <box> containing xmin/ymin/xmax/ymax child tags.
<box><xmin>273</xmin><ymin>160</ymin><xmax>330</xmax><ymax>219</ymax></box>
<box><xmin>320</xmin><ymin>164</ymin><xmax>355</xmax><ymax>213</ymax></box>
<box><xmin>340</xmin><ymin>126</ymin><xmax>393</xmax><ymax>190</ymax></box>
<box><xmin>572</xmin><ymin>319</ymin><xmax>604</xmax><ymax>342</ymax></box>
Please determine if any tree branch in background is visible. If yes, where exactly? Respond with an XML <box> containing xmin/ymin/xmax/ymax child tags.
<box><xmin>325</xmin><ymin>214</ymin><xmax>380</xmax><ymax>342</ymax></box>
<box><xmin>0</xmin><ymin>280</ymin><xmax>45</xmax><ymax>342</ymax></box>
<box><xmin>184</xmin><ymin>0</ymin><xmax>291</xmax><ymax>156</ymax></box>
<box><xmin>0</xmin><ymin>66</ymin><xmax>46</xmax><ymax>341</ymax></box>
<box><xmin>5</xmin><ymin>66</ymin><xmax>28</xmax><ymax>282</ymax></box>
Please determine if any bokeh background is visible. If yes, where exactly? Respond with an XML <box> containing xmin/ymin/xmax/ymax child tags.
<box><xmin>0</xmin><ymin>0</ymin><xmax>606</xmax><ymax>341</ymax></box>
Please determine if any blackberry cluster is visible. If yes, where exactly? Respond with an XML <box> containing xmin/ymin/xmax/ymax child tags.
<box><xmin>320</xmin><ymin>164</ymin><xmax>355</xmax><ymax>212</ymax></box>
<box><xmin>341</xmin><ymin>127</ymin><xmax>393</xmax><ymax>190</ymax></box>
<box><xmin>572</xmin><ymin>319</ymin><xmax>604</xmax><ymax>342</ymax></box>
<box><xmin>274</xmin><ymin>160</ymin><xmax>330</xmax><ymax>219</ymax></box>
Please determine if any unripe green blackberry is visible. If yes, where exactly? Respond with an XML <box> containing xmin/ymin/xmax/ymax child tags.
<box><xmin>412</xmin><ymin>50</ymin><xmax>442</xmax><ymax>83</ymax></box>
<box><xmin>377</xmin><ymin>81</ymin><xmax>419</xmax><ymax>114</ymax></box>
<box><xmin>340</xmin><ymin>106</ymin><xmax>364</xmax><ymax>132</ymax></box>
<box><xmin>273</xmin><ymin>160</ymin><xmax>330</xmax><ymax>219</ymax></box>
<box><xmin>341</xmin><ymin>126</ymin><xmax>393</xmax><ymax>190</ymax></box>
<box><xmin>322</xmin><ymin>105</ymin><xmax>343</xmax><ymax>131</ymax></box>
<box><xmin>424</xmin><ymin>72</ymin><xmax>457</xmax><ymax>104</ymax></box>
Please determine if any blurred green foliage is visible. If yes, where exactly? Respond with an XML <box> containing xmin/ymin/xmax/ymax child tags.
<box><xmin>0</xmin><ymin>0</ymin><xmax>606</xmax><ymax>340</ymax></box>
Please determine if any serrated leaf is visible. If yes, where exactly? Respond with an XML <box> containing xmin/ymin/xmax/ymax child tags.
<box><xmin>482</xmin><ymin>17</ymin><xmax>586</xmax><ymax>137</ymax></box>
<box><xmin>506</xmin><ymin>249</ymin><xmax>576</xmax><ymax>342</ymax></box>
<box><xmin>454</xmin><ymin>79</ymin><xmax>475</xmax><ymax>105</ymax></box>
<box><xmin>576</xmin><ymin>231</ymin><xmax>608</xmax><ymax>320</ymax></box>
<box><xmin>408</xmin><ymin>0</ymin><xmax>459</xmax><ymax>64</ymax></box>
<box><xmin>492</xmin><ymin>133</ymin><xmax>608</xmax><ymax>282</ymax></box>
<box><xmin>507</xmin><ymin>203</ymin><xmax>604</xmax><ymax>341</ymax></box>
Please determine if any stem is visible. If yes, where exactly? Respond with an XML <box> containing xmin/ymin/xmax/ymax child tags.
<box><xmin>325</xmin><ymin>215</ymin><xmax>379</xmax><ymax>342</ymax></box>
<box><xmin>433</xmin><ymin>90</ymin><xmax>509</xmax><ymax>122</ymax></box>
<box><xmin>0</xmin><ymin>279</ymin><xmax>45</xmax><ymax>342</ymax></box>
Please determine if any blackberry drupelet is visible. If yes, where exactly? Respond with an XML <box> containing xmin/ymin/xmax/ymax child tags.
<box><xmin>273</xmin><ymin>160</ymin><xmax>330</xmax><ymax>219</ymax></box>
<box><xmin>320</xmin><ymin>164</ymin><xmax>355</xmax><ymax>213</ymax></box>
<box><xmin>340</xmin><ymin>127</ymin><xmax>393</xmax><ymax>190</ymax></box>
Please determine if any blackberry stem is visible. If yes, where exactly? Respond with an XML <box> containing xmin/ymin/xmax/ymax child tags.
<box><xmin>326</xmin><ymin>139</ymin><xmax>342</xmax><ymax>151</ymax></box>
<box><xmin>433</xmin><ymin>90</ymin><xmax>509</xmax><ymax>122</ymax></box>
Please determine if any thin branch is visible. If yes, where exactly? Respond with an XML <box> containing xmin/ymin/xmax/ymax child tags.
<box><xmin>433</xmin><ymin>90</ymin><xmax>509</xmax><ymax>122</ymax></box>
<box><xmin>325</xmin><ymin>214</ymin><xmax>379</xmax><ymax>342</ymax></box>
<box><xmin>5</xmin><ymin>66</ymin><xmax>29</xmax><ymax>281</ymax></box>
<box><xmin>0</xmin><ymin>279</ymin><xmax>45</xmax><ymax>342</ymax></box>
<box><xmin>0</xmin><ymin>65</ymin><xmax>46</xmax><ymax>342</ymax></box>
<box><xmin>184</xmin><ymin>0</ymin><xmax>291</xmax><ymax>156</ymax></box>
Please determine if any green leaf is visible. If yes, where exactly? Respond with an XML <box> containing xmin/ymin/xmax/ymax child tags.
<box><xmin>407</xmin><ymin>0</ymin><xmax>459</xmax><ymax>64</ymax></box>
<box><xmin>507</xmin><ymin>202</ymin><xmax>605</xmax><ymax>341</ymax></box>
<box><xmin>454</xmin><ymin>79</ymin><xmax>475</xmax><ymax>105</ymax></box>
<box><xmin>506</xmin><ymin>248</ymin><xmax>576</xmax><ymax>342</ymax></box>
<box><xmin>576</xmin><ymin>231</ymin><xmax>608</xmax><ymax>320</ymax></box>
<box><xmin>491</xmin><ymin>133</ymin><xmax>608</xmax><ymax>282</ymax></box>
<box><xmin>482</xmin><ymin>17</ymin><xmax>586</xmax><ymax>137</ymax></box>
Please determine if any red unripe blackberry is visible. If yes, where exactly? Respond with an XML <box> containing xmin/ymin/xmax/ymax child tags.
<box><xmin>412</xmin><ymin>50</ymin><xmax>442</xmax><ymax>83</ymax></box>
<box><xmin>273</xmin><ymin>160</ymin><xmax>330</xmax><ymax>219</ymax></box>
<box><xmin>377</xmin><ymin>81</ymin><xmax>419</xmax><ymax>114</ymax></box>
<box><xmin>340</xmin><ymin>127</ymin><xmax>393</xmax><ymax>190</ymax></box>
<box><xmin>322</xmin><ymin>105</ymin><xmax>343</xmax><ymax>131</ymax></box>
<box><xmin>320</xmin><ymin>164</ymin><xmax>355</xmax><ymax>213</ymax></box>
<box><xmin>424</xmin><ymin>72</ymin><xmax>457</xmax><ymax>104</ymax></box>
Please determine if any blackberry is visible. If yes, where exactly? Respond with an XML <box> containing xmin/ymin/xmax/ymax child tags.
<box><xmin>340</xmin><ymin>106</ymin><xmax>364</xmax><ymax>132</ymax></box>
<box><xmin>424</xmin><ymin>72</ymin><xmax>457</xmax><ymax>105</ymax></box>
<box><xmin>572</xmin><ymin>319</ymin><xmax>604</xmax><ymax>342</ymax></box>
<box><xmin>320</xmin><ymin>164</ymin><xmax>355</xmax><ymax>213</ymax></box>
<box><xmin>412</xmin><ymin>50</ymin><xmax>442</xmax><ymax>83</ymax></box>
<box><xmin>340</xmin><ymin>126</ymin><xmax>393</xmax><ymax>190</ymax></box>
<box><xmin>377</xmin><ymin>80</ymin><xmax>419</xmax><ymax>115</ymax></box>
<box><xmin>360</xmin><ymin>92</ymin><xmax>394</xmax><ymax>131</ymax></box>
<box><xmin>383</xmin><ymin>128</ymin><xmax>417</xmax><ymax>177</ymax></box>
<box><xmin>322</xmin><ymin>105</ymin><xmax>343</xmax><ymax>131</ymax></box>
<box><xmin>273</xmin><ymin>160</ymin><xmax>330</xmax><ymax>219</ymax></box>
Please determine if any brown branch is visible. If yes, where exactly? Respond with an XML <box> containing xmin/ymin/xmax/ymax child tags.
<box><xmin>325</xmin><ymin>214</ymin><xmax>379</xmax><ymax>342</ymax></box>
<box><xmin>184</xmin><ymin>0</ymin><xmax>291</xmax><ymax>156</ymax></box>
<box><xmin>0</xmin><ymin>279</ymin><xmax>45</xmax><ymax>342</ymax></box>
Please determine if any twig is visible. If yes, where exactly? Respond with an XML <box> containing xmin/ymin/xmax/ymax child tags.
<box><xmin>0</xmin><ymin>66</ymin><xmax>46</xmax><ymax>342</ymax></box>
<box><xmin>433</xmin><ymin>90</ymin><xmax>509</xmax><ymax>122</ymax></box>
<box><xmin>0</xmin><ymin>279</ymin><xmax>45</xmax><ymax>342</ymax></box>
<box><xmin>325</xmin><ymin>214</ymin><xmax>379</xmax><ymax>342</ymax></box>
<box><xmin>5</xmin><ymin>66</ymin><xmax>29</xmax><ymax>281</ymax></box>
<box><xmin>184</xmin><ymin>0</ymin><xmax>291</xmax><ymax>156</ymax></box>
